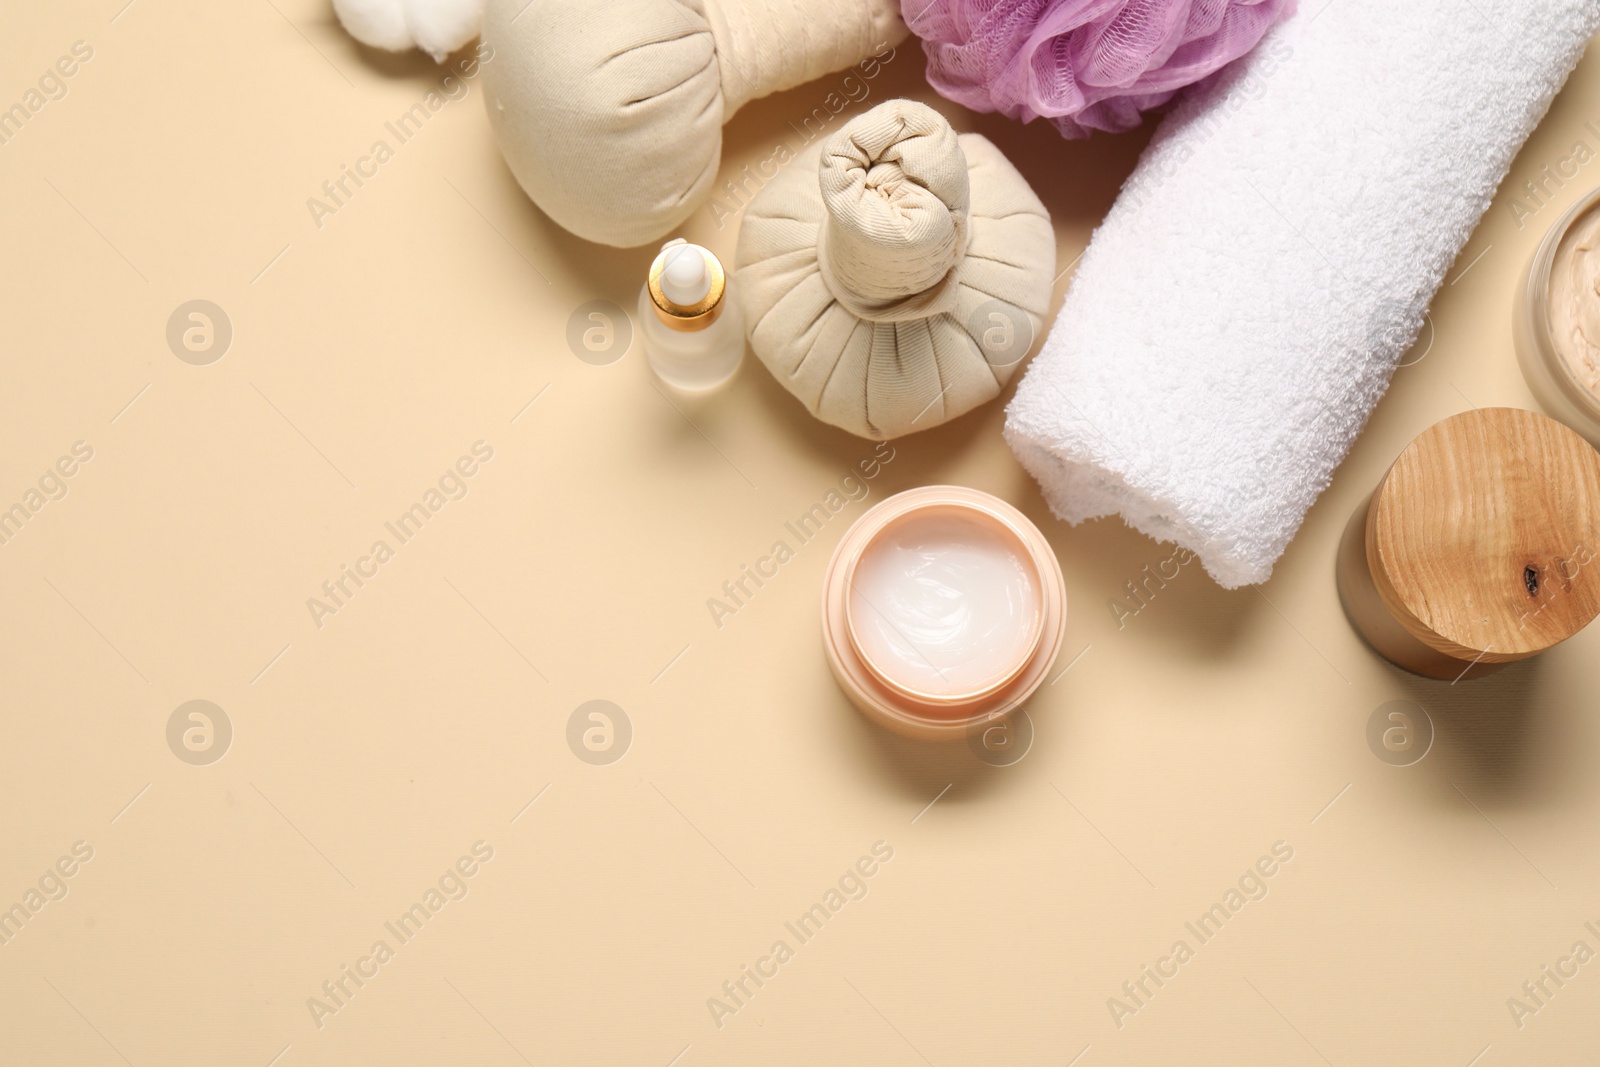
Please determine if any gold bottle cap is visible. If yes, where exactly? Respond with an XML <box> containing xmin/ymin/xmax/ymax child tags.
<box><xmin>647</xmin><ymin>239</ymin><xmax>725</xmax><ymax>332</ymax></box>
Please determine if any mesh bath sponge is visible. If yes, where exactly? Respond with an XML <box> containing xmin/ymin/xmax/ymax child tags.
<box><xmin>481</xmin><ymin>0</ymin><xmax>907</xmax><ymax>248</ymax></box>
<box><xmin>736</xmin><ymin>99</ymin><xmax>1054</xmax><ymax>439</ymax></box>
<box><xmin>904</xmin><ymin>0</ymin><xmax>1296</xmax><ymax>137</ymax></box>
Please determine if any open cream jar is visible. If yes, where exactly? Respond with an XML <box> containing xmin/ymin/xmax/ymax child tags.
<box><xmin>822</xmin><ymin>486</ymin><xmax>1066</xmax><ymax>740</ymax></box>
<box><xmin>1515</xmin><ymin>184</ymin><xmax>1600</xmax><ymax>446</ymax></box>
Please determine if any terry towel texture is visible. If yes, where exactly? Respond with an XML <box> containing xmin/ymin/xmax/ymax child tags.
<box><xmin>1004</xmin><ymin>0</ymin><xmax>1600</xmax><ymax>588</ymax></box>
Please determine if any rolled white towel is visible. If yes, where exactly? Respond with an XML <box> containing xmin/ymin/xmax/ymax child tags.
<box><xmin>1005</xmin><ymin>0</ymin><xmax>1600</xmax><ymax>589</ymax></box>
<box><xmin>333</xmin><ymin>0</ymin><xmax>481</xmax><ymax>62</ymax></box>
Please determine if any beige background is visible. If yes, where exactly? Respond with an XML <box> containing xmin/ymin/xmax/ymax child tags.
<box><xmin>3</xmin><ymin>2</ymin><xmax>1600</xmax><ymax>1064</ymax></box>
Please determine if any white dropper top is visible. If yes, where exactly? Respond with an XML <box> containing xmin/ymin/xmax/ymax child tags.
<box><xmin>660</xmin><ymin>244</ymin><xmax>711</xmax><ymax>307</ymax></box>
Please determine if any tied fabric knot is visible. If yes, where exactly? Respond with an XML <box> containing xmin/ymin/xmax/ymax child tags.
<box><xmin>817</xmin><ymin>101</ymin><xmax>971</xmax><ymax>322</ymax></box>
<box><xmin>735</xmin><ymin>96</ymin><xmax>1055</xmax><ymax>439</ymax></box>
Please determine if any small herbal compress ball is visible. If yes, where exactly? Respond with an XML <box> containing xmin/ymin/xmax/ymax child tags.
<box><xmin>737</xmin><ymin>99</ymin><xmax>1055</xmax><ymax>439</ymax></box>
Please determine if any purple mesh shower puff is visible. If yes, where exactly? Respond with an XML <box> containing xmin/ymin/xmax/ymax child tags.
<box><xmin>903</xmin><ymin>0</ymin><xmax>1296</xmax><ymax>137</ymax></box>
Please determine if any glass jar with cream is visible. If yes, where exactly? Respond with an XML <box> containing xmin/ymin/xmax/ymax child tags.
<box><xmin>821</xmin><ymin>486</ymin><xmax>1066</xmax><ymax>741</ymax></box>
<box><xmin>1515</xmin><ymin>185</ymin><xmax>1600</xmax><ymax>445</ymax></box>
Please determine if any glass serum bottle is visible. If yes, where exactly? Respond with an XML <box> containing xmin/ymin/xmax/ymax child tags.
<box><xmin>638</xmin><ymin>238</ymin><xmax>744</xmax><ymax>392</ymax></box>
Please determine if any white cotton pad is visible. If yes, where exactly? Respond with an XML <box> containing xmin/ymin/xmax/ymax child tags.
<box><xmin>333</xmin><ymin>0</ymin><xmax>482</xmax><ymax>63</ymax></box>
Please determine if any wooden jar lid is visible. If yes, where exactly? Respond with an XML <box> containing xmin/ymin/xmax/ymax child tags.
<box><xmin>1357</xmin><ymin>408</ymin><xmax>1600</xmax><ymax>675</ymax></box>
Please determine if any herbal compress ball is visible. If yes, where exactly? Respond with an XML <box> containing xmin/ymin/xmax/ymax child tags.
<box><xmin>737</xmin><ymin>99</ymin><xmax>1054</xmax><ymax>439</ymax></box>
<box><xmin>480</xmin><ymin>0</ymin><xmax>907</xmax><ymax>247</ymax></box>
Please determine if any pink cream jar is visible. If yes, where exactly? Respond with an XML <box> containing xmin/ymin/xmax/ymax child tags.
<box><xmin>822</xmin><ymin>486</ymin><xmax>1067</xmax><ymax>740</ymax></box>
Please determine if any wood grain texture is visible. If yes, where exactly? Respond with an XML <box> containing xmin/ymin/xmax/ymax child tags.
<box><xmin>1342</xmin><ymin>407</ymin><xmax>1600</xmax><ymax>677</ymax></box>
<box><xmin>1335</xmin><ymin>492</ymin><xmax>1499</xmax><ymax>679</ymax></box>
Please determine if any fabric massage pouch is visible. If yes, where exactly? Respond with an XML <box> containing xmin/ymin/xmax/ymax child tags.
<box><xmin>479</xmin><ymin>0</ymin><xmax>908</xmax><ymax>247</ymax></box>
<box><xmin>736</xmin><ymin>98</ymin><xmax>1055</xmax><ymax>440</ymax></box>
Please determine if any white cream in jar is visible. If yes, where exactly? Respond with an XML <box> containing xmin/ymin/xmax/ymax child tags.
<box><xmin>848</xmin><ymin>512</ymin><xmax>1042</xmax><ymax>698</ymax></box>
<box><xmin>821</xmin><ymin>487</ymin><xmax>1066</xmax><ymax>741</ymax></box>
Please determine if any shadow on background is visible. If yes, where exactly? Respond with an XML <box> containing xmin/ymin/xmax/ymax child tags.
<box><xmin>839</xmin><ymin>700</ymin><xmax>1035</xmax><ymax>805</ymax></box>
<box><xmin>1384</xmin><ymin>657</ymin><xmax>1573</xmax><ymax>806</ymax></box>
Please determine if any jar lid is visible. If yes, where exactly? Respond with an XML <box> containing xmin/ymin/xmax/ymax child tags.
<box><xmin>1367</xmin><ymin>407</ymin><xmax>1600</xmax><ymax>661</ymax></box>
